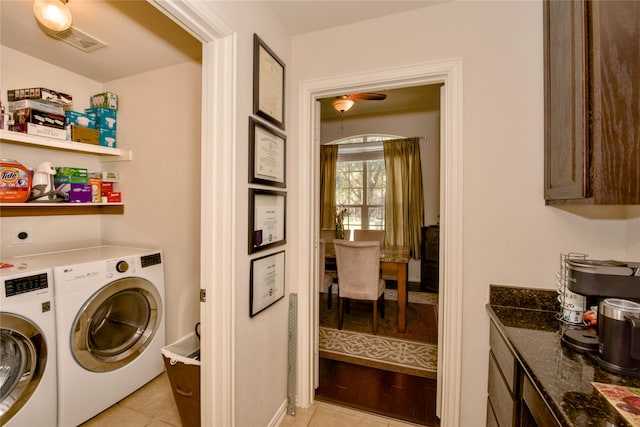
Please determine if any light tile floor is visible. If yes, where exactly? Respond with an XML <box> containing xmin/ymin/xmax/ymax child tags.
<box><xmin>81</xmin><ymin>371</ymin><xmax>422</xmax><ymax>427</ymax></box>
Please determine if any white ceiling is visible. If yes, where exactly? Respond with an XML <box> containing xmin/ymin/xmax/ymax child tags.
<box><xmin>267</xmin><ymin>0</ymin><xmax>448</xmax><ymax>36</ymax></box>
<box><xmin>1</xmin><ymin>0</ymin><xmax>442</xmax><ymax>113</ymax></box>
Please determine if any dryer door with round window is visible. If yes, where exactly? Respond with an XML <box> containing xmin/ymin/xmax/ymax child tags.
<box><xmin>71</xmin><ymin>277</ymin><xmax>162</xmax><ymax>372</ymax></box>
<box><xmin>0</xmin><ymin>314</ymin><xmax>47</xmax><ymax>424</ymax></box>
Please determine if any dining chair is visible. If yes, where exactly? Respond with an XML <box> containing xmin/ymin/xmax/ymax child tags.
<box><xmin>353</xmin><ymin>229</ymin><xmax>397</xmax><ymax>283</ymax></box>
<box><xmin>333</xmin><ymin>240</ymin><xmax>385</xmax><ymax>334</ymax></box>
<box><xmin>353</xmin><ymin>229</ymin><xmax>385</xmax><ymax>244</ymax></box>
<box><xmin>319</xmin><ymin>239</ymin><xmax>337</xmax><ymax>309</ymax></box>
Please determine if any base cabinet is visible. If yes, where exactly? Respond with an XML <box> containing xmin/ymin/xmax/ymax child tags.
<box><xmin>488</xmin><ymin>320</ymin><xmax>561</xmax><ymax>427</ymax></box>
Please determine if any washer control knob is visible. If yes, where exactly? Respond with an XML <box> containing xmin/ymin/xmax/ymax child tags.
<box><xmin>116</xmin><ymin>260</ymin><xmax>129</xmax><ymax>273</ymax></box>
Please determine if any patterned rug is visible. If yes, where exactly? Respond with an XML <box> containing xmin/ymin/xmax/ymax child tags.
<box><xmin>319</xmin><ymin>290</ymin><xmax>439</xmax><ymax>378</ymax></box>
<box><xmin>319</xmin><ymin>327</ymin><xmax>438</xmax><ymax>378</ymax></box>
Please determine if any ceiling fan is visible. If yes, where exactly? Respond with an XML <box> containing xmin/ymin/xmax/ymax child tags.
<box><xmin>331</xmin><ymin>92</ymin><xmax>387</xmax><ymax>113</ymax></box>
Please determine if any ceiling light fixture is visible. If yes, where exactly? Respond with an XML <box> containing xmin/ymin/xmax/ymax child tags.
<box><xmin>33</xmin><ymin>0</ymin><xmax>72</xmax><ymax>32</ymax></box>
<box><xmin>332</xmin><ymin>99</ymin><xmax>355</xmax><ymax>113</ymax></box>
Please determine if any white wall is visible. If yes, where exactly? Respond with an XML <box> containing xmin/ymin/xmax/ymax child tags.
<box><xmin>101</xmin><ymin>61</ymin><xmax>202</xmax><ymax>344</ymax></box>
<box><xmin>0</xmin><ymin>47</ymin><xmax>202</xmax><ymax>346</ymax></box>
<box><xmin>201</xmin><ymin>2</ymin><xmax>292</xmax><ymax>425</ymax></box>
<box><xmin>291</xmin><ymin>1</ymin><xmax>637</xmax><ymax>424</ymax></box>
<box><xmin>1</xmin><ymin>47</ymin><xmax>104</xmax><ymax>256</ymax></box>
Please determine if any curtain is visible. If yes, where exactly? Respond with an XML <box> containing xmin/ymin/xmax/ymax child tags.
<box><xmin>383</xmin><ymin>137</ymin><xmax>424</xmax><ymax>258</ymax></box>
<box><xmin>320</xmin><ymin>145</ymin><xmax>338</xmax><ymax>229</ymax></box>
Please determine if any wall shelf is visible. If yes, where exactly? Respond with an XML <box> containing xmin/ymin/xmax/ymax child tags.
<box><xmin>0</xmin><ymin>129</ymin><xmax>131</xmax><ymax>160</ymax></box>
<box><xmin>0</xmin><ymin>203</ymin><xmax>124</xmax><ymax>217</ymax></box>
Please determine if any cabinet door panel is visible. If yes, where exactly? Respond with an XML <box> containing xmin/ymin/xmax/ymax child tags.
<box><xmin>490</xmin><ymin>322</ymin><xmax>517</xmax><ymax>392</ymax></box>
<box><xmin>488</xmin><ymin>353</ymin><xmax>515</xmax><ymax>427</ymax></box>
<box><xmin>590</xmin><ymin>0</ymin><xmax>640</xmax><ymax>204</ymax></box>
<box><xmin>544</xmin><ymin>0</ymin><xmax>588</xmax><ymax>200</ymax></box>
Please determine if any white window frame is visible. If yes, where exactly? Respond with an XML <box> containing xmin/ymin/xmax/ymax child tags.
<box><xmin>332</xmin><ymin>134</ymin><xmax>402</xmax><ymax>231</ymax></box>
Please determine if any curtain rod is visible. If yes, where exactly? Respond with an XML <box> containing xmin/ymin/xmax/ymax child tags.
<box><xmin>327</xmin><ymin>136</ymin><xmax>426</xmax><ymax>146</ymax></box>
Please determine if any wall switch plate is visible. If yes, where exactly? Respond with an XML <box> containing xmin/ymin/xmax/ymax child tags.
<box><xmin>12</xmin><ymin>226</ymin><xmax>33</xmax><ymax>245</ymax></box>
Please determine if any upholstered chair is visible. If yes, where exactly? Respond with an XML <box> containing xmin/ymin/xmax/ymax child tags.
<box><xmin>333</xmin><ymin>240</ymin><xmax>385</xmax><ymax>334</ymax></box>
<box><xmin>319</xmin><ymin>239</ymin><xmax>336</xmax><ymax>309</ymax></box>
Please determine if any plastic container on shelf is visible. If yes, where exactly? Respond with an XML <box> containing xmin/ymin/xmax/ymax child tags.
<box><xmin>0</xmin><ymin>159</ymin><xmax>32</xmax><ymax>202</ymax></box>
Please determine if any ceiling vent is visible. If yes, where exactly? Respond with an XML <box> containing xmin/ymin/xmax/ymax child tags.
<box><xmin>53</xmin><ymin>26</ymin><xmax>106</xmax><ymax>53</ymax></box>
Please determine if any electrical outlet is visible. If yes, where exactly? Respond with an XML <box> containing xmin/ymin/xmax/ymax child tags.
<box><xmin>12</xmin><ymin>226</ymin><xmax>33</xmax><ymax>245</ymax></box>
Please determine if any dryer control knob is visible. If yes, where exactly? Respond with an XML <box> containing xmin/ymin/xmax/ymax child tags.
<box><xmin>116</xmin><ymin>260</ymin><xmax>129</xmax><ymax>273</ymax></box>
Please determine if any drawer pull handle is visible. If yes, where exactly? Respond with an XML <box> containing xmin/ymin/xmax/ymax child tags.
<box><xmin>176</xmin><ymin>387</ymin><xmax>193</xmax><ymax>397</ymax></box>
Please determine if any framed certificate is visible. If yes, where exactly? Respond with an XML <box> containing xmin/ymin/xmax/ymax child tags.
<box><xmin>253</xmin><ymin>34</ymin><xmax>285</xmax><ymax>130</ymax></box>
<box><xmin>249</xmin><ymin>189</ymin><xmax>286</xmax><ymax>254</ymax></box>
<box><xmin>250</xmin><ymin>250</ymin><xmax>285</xmax><ymax>317</ymax></box>
<box><xmin>249</xmin><ymin>117</ymin><xmax>286</xmax><ymax>187</ymax></box>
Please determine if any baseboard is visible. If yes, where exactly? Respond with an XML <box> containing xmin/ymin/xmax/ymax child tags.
<box><xmin>268</xmin><ymin>399</ymin><xmax>289</xmax><ymax>427</ymax></box>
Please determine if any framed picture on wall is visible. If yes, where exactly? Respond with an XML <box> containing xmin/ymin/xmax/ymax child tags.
<box><xmin>250</xmin><ymin>250</ymin><xmax>285</xmax><ymax>317</ymax></box>
<box><xmin>253</xmin><ymin>33</ymin><xmax>285</xmax><ymax>130</ymax></box>
<box><xmin>249</xmin><ymin>117</ymin><xmax>286</xmax><ymax>187</ymax></box>
<box><xmin>249</xmin><ymin>188</ymin><xmax>286</xmax><ymax>254</ymax></box>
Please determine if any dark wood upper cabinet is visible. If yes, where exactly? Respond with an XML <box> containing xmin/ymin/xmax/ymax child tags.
<box><xmin>544</xmin><ymin>0</ymin><xmax>640</xmax><ymax>205</ymax></box>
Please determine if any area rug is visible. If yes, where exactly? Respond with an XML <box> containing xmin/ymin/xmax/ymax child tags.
<box><xmin>319</xmin><ymin>327</ymin><xmax>438</xmax><ymax>378</ymax></box>
<box><xmin>319</xmin><ymin>290</ymin><xmax>438</xmax><ymax>378</ymax></box>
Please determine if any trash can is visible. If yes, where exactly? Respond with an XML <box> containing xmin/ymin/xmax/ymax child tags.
<box><xmin>162</xmin><ymin>332</ymin><xmax>200</xmax><ymax>427</ymax></box>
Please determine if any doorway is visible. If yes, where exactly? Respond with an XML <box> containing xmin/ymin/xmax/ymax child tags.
<box><xmin>315</xmin><ymin>84</ymin><xmax>441</xmax><ymax>424</ymax></box>
<box><xmin>297</xmin><ymin>58</ymin><xmax>464</xmax><ymax>426</ymax></box>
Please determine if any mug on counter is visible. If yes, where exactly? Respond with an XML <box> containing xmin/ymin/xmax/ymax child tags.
<box><xmin>557</xmin><ymin>288</ymin><xmax>586</xmax><ymax>324</ymax></box>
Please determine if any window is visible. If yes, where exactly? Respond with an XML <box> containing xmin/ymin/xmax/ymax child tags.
<box><xmin>332</xmin><ymin>135</ymin><xmax>399</xmax><ymax>232</ymax></box>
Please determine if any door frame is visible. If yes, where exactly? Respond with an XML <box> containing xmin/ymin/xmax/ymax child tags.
<box><xmin>147</xmin><ymin>2</ymin><xmax>236</xmax><ymax>426</ymax></box>
<box><xmin>295</xmin><ymin>58</ymin><xmax>464</xmax><ymax>426</ymax></box>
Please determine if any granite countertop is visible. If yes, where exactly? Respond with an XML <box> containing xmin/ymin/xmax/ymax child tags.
<box><xmin>488</xmin><ymin>285</ymin><xmax>640</xmax><ymax>427</ymax></box>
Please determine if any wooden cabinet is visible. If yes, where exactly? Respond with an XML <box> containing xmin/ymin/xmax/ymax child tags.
<box><xmin>420</xmin><ymin>225</ymin><xmax>439</xmax><ymax>292</ymax></box>
<box><xmin>488</xmin><ymin>321</ymin><xmax>519</xmax><ymax>427</ymax></box>
<box><xmin>543</xmin><ymin>0</ymin><xmax>640</xmax><ymax>204</ymax></box>
<box><xmin>488</xmin><ymin>320</ymin><xmax>561</xmax><ymax>427</ymax></box>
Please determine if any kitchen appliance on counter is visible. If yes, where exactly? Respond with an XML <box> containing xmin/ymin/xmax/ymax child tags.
<box><xmin>561</xmin><ymin>259</ymin><xmax>640</xmax><ymax>377</ymax></box>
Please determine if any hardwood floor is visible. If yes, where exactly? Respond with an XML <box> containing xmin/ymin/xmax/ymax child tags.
<box><xmin>315</xmin><ymin>358</ymin><xmax>440</xmax><ymax>426</ymax></box>
<box><xmin>316</xmin><ymin>282</ymin><xmax>439</xmax><ymax>426</ymax></box>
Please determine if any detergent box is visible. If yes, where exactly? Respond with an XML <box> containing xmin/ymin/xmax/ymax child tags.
<box><xmin>54</xmin><ymin>183</ymin><xmax>92</xmax><ymax>203</ymax></box>
<box><xmin>55</xmin><ymin>167</ymin><xmax>88</xmax><ymax>178</ymax></box>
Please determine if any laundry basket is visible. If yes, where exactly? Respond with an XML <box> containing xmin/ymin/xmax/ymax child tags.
<box><xmin>162</xmin><ymin>332</ymin><xmax>200</xmax><ymax>427</ymax></box>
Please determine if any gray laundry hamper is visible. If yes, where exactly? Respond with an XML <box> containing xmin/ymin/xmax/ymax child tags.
<box><xmin>162</xmin><ymin>331</ymin><xmax>200</xmax><ymax>427</ymax></box>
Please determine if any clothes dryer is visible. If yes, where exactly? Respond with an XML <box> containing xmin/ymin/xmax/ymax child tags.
<box><xmin>15</xmin><ymin>246</ymin><xmax>166</xmax><ymax>427</ymax></box>
<box><xmin>0</xmin><ymin>264</ymin><xmax>57</xmax><ymax>427</ymax></box>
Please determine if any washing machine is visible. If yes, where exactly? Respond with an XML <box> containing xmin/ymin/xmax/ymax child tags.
<box><xmin>15</xmin><ymin>245</ymin><xmax>166</xmax><ymax>426</ymax></box>
<box><xmin>0</xmin><ymin>264</ymin><xmax>57</xmax><ymax>427</ymax></box>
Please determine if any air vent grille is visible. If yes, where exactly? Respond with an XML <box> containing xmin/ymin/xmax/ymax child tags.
<box><xmin>53</xmin><ymin>26</ymin><xmax>106</xmax><ymax>53</ymax></box>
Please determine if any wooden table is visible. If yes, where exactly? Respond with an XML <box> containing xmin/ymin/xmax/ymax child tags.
<box><xmin>326</xmin><ymin>244</ymin><xmax>410</xmax><ymax>333</ymax></box>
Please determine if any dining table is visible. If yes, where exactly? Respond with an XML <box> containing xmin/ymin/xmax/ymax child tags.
<box><xmin>325</xmin><ymin>243</ymin><xmax>411</xmax><ymax>333</ymax></box>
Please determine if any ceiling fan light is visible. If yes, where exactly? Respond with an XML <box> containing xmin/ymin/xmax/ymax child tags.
<box><xmin>332</xmin><ymin>99</ymin><xmax>355</xmax><ymax>113</ymax></box>
<box><xmin>33</xmin><ymin>0</ymin><xmax>72</xmax><ymax>32</ymax></box>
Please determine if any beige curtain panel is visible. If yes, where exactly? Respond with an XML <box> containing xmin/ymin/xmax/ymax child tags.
<box><xmin>383</xmin><ymin>137</ymin><xmax>425</xmax><ymax>258</ymax></box>
<box><xmin>320</xmin><ymin>145</ymin><xmax>339</xmax><ymax>229</ymax></box>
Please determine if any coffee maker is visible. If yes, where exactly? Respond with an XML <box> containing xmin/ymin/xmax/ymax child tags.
<box><xmin>561</xmin><ymin>259</ymin><xmax>640</xmax><ymax>377</ymax></box>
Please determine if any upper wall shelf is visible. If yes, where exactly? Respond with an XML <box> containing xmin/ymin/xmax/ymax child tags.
<box><xmin>0</xmin><ymin>129</ymin><xmax>132</xmax><ymax>160</ymax></box>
